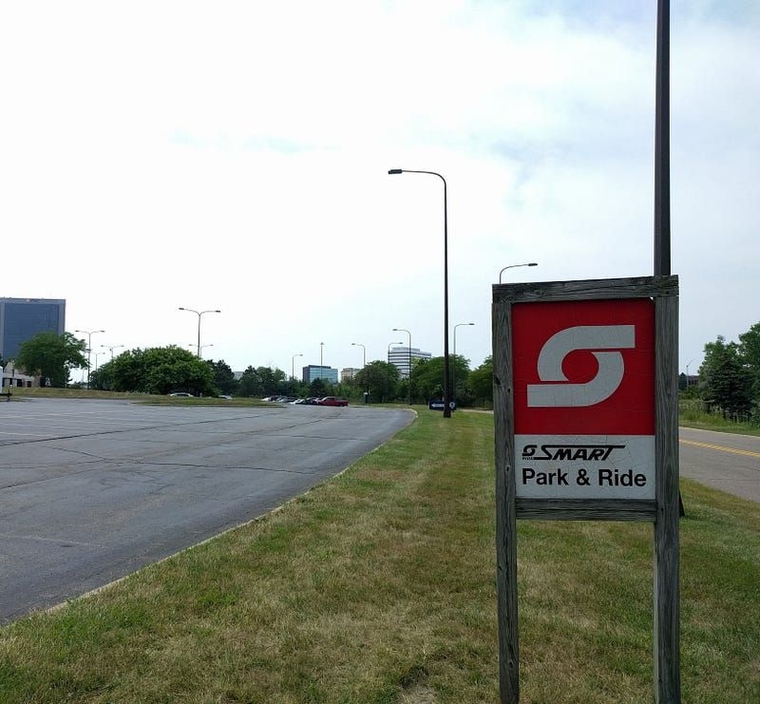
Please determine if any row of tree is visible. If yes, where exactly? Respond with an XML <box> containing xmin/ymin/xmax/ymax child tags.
<box><xmin>686</xmin><ymin>321</ymin><xmax>760</xmax><ymax>422</ymax></box>
<box><xmin>16</xmin><ymin>321</ymin><xmax>760</xmax><ymax>419</ymax></box>
<box><xmin>6</xmin><ymin>331</ymin><xmax>496</xmax><ymax>407</ymax></box>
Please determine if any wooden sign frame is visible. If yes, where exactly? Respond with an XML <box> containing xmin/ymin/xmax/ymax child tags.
<box><xmin>492</xmin><ymin>275</ymin><xmax>680</xmax><ymax>703</ymax></box>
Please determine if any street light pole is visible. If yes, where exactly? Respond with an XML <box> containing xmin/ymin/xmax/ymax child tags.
<box><xmin>101</xmin><ymin>344</ymin><xmax>124</xmax><ymax>361</ymax></box>
<box><xmin>292</xmin><ymin>353</ymin><xmax>303</xmax><ymax>381</ymax></box>
<box><xmin>498</xmin><ymin>262</ymin><xmax>538</xmax><ymax>284</ymax></box>
<box><xmin>351</xmin><ymin>342</ymin><xmax>366</xmax><ymax>368</ymax></box>
<box><xmin>75</xmin><ymin>328</ymin><xmax>105</xmax><ymax>389</ymax></box>
<box><xmin>685</xmin><ymin>358</ymin><xmax>696</xmax><ymax>388</ymax></box>
<box><xmin>392</xmin><ymin>327</ymin><xmax>412</xmax><ymax>405</ymax></box>
<box><xmin>453</xmin><ymin>322</ymin><xmax>474</xmax><ymax>358</ymax></box>
<box><xmin>189</xmin><ymin>343</ymin><xmax>214</xmax><ymax>357</ymax></box>
<box><xmin>320</xmin><ymin>342</ymin><xmax>324</xmax><ymax>381</ymax></box>
<box><xmin>389</xmin><ymin>168</ymin><xmax>452</xmax><ymax>417</ymax></box>
<box><xmin>178</xmin><ymin>307</ymin><xmax>221</xmax><ymax>357</ymax></box>
<box><xmin>352</xmin><ymin>342</ymin><xmax>367</xmax><ymax>401</ymax></box>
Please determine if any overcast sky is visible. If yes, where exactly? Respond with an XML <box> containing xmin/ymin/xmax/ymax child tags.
<box><xmin>2</xmin><ymin>1</ymin><xmax>757</xmax><ymax>381</ymax></box>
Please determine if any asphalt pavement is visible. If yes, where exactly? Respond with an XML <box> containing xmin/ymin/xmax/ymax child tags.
<box><xmin>679</xmin><ymin>426</ymin><xmax>760</xmax><ymax>504</ymax></box>
<box><xmin>0</xmin><ymin>399</ymin><xmax>413</xmax><ymax>623</ymax></box>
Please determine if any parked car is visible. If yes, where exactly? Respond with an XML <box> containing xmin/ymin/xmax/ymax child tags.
<box><xmin>168</xmin><ymin>392</ymin><xmax>194</xmax><ymax>398</ymax></box>
<box><xmin>317</xmin><ymin>396</ymin><xmax>348</xmax><ymax>407</ymax></box>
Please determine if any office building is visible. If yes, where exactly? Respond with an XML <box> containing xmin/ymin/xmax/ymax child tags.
<box><xmin>0</xmin><ymin>298</ymin><xmax>66</xmax><ymax>361</ymax></box>
<box><xmin>302</xmin><ymin>365</ymin><xmax>339</xmax><ymax>384</ymax></box>
<box><xmin>388</xmin><ymin>345</ymin><xmax>431</xmax><ymax>379</ymax></box>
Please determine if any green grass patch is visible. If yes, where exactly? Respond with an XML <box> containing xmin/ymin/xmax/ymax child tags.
<box><xmin>1</xmin><ymin>410</ymin><xmax>758</xmax><ymax>702</ymax></box>
<box><xmin>679</xmin><ymin>402</ymin><xmax>760</xmax><ymax>436</ymax></box>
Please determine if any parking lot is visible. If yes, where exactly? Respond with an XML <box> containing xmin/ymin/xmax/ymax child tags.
<box><xmin>0</xmin><ymin>398</ymin><xmax>413</xmax><ymax>622</ymax></box>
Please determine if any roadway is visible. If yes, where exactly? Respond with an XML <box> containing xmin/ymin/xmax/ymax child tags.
<box><xmin>679</xmin><ymin>426</ymin><xmax>760</xmax><ymax>504</ymax></box>
<box><xmin>0</xmin><ymin>399</ymin><xmax>413</xmax><ymax>623</ymax></box>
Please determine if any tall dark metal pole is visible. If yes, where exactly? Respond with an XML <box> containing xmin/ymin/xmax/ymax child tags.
<box><xmin>388</xmin><ymin>168</ymin><xmax>452</xmax><ymax>417</ymax></box>
<box><xmin>654</xmin><ymin>0</ymin><xmax>670</xmax><ymax>277</ymax></box>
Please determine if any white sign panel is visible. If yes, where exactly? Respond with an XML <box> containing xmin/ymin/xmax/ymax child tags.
<box><xmin>515</xmin><ymin>435</ymin><xmax>655</xmax><ymax>499</ymax></box>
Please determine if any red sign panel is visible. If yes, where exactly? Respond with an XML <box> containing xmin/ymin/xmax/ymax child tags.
<box><xmin>512</xmin><ymin>299</ymin><xmax>655</xmax><ymax>436</ymax></box>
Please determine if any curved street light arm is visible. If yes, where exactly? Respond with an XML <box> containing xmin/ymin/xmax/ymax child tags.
<box><xmin>498</xmin><ymin>262</ymin><xmax>538</xmax><ymax>284</ymax></box>
<box><xmin>179</xmin><ymin>307</ymin><xmax>221</xmax><ymax>357</ymax></box>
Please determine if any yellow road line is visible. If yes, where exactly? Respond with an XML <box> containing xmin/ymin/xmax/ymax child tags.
<box><xmin>680</xmin><ymin>438</ymin><xmax>760</xmax><ymax>459</ymax></box>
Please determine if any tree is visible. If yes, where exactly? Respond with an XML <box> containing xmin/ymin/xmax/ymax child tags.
<box><xmin>89</xmin><ymin>359</ymin><xmax>115</xmax><ymax>390</ymax></box>
<box><xmin>354</xmin><ymin>361</ymin><xmax>399</xmax><ymax>403</ymax></box>
<box><xmin>309</xmin><ymin>377</ymin><xmax>328</xmax><ymax>398</ymax></box>
<box><xmin>105</xmin><ymin>350</ymin><xmax>144</xmax><ymax>391</ymax></box>
<box><xmin>142</xmin><ymin>347</ymin><xmax>215</xmax><ymax>396</ymax></box>
<box><xmin>255</xmin><ymin>366</ymin><xmax>288</xmax><ymax>396</ymax></box>
<box><xmin>237</xmin><ymin>366</ymin><xmax>262</xmax><ymax>397</ymax></box>
<box><xmin>412</xmin><ymin>357</ymin><xmax>446</xmax><ymax>402</ymax></box>
<box><xmin>469</xmin><ymin>356</ymin><xmax>494</xmax><ymax>407</ymax></box>
<box><xmin>699</xmin><ymin>336</ymin><xmax>754</xmax><ymax>418</ymax></box>
<box><xmin>209</xmin><ymin>359</ymin><xmax>238</xmax><ymax>395</ymax></box>
<box><xmin>91</xmin><ymin>346</ymin><xmax>215</xmax><ymax>396</ymax></box>
<box><xmin>450</xmin><ymin>354</ymin><xmax>473</xmax><ymax>407</ymax></box>
<box><xmin>738</xmin><ymin>322</ymin><xmax>760</xmax><ymax>398</ymax></box>
<box><xmin>15</xmin><ymin>332</ymin><xmax>88</xmax><ymax>387</ymax></box>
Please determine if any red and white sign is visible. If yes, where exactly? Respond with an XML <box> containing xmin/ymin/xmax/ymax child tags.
<box><xmin>513</xmin><ymin>299</ymin><xmax>655</xmax><ymax>499</ymax></box>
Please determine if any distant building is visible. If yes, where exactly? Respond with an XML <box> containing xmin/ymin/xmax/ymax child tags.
<box><xmin>302</xmin><ymin>365</ymin><xmax>339</xmax><ymax>384</ymax></box>
<box><xmin>1</xmin><ymin>361</ymin><xmax>37</xmax><ymax>388</ymax></box>
<box><xmin>341</xmin><ymin>367</ymin><xmax>360</xmax><ymax>382</ymax></box>
<box><xmin>388</xmin><ymin>345</ymin><xmax>431</xmax><ymax>379</ymax></box>
<box><xmin>0</xmin><ymin>297</ymin><xmax>66</xmax><ymax>361</ymax></box>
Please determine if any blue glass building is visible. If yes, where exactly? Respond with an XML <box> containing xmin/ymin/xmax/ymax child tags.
<box><xmin>0</xmin><ymin>298</ymin><xmax>66</xmax><ymax>361</ymax></box>
<box><xmin>302</xmin><ymin>365</ymin><xmax>339</xmax><ymax>384</ymax></box>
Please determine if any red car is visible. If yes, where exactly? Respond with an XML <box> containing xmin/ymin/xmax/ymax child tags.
<box><xmin>317</xmin><ymin>396</ymin><xmax>348</xmax><ymax>407</ymax></box>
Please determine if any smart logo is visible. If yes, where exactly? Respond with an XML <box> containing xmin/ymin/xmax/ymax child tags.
<box><xmin>512</xmin><ymin>299</ymin><xmax>655</xmax><ymax>436</ymax></box>
<box><xmin>527</xmin><ymin>325</ymin><xmax>635</xmax><ymax>408</ymax></box>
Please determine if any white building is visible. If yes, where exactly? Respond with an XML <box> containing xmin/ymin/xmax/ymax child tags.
<box><xmin>1</xmin><ymin>361</ymin><xmax>37</xmax><ymax>389</ymax></box>
<box><xmin>388</xmin><ymin>346</ymin><xmax>431</xmax><ymax>379</ymax></box>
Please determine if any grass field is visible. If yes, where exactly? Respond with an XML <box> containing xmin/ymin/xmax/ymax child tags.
<box><xmin>679</xmin><ymin>400</ymin><xmax>760</xmax><ymax>437</ymax></box>
<box><xmin>1</xmin><ymin>408</ymin><xmax>758</xmax><ymax>702</ymax></box>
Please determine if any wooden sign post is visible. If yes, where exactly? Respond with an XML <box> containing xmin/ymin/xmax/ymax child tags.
<box><xmin>493</xmin><ymin>275</ymin><xmax>680</xmax><ymax>703</ymax></box>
